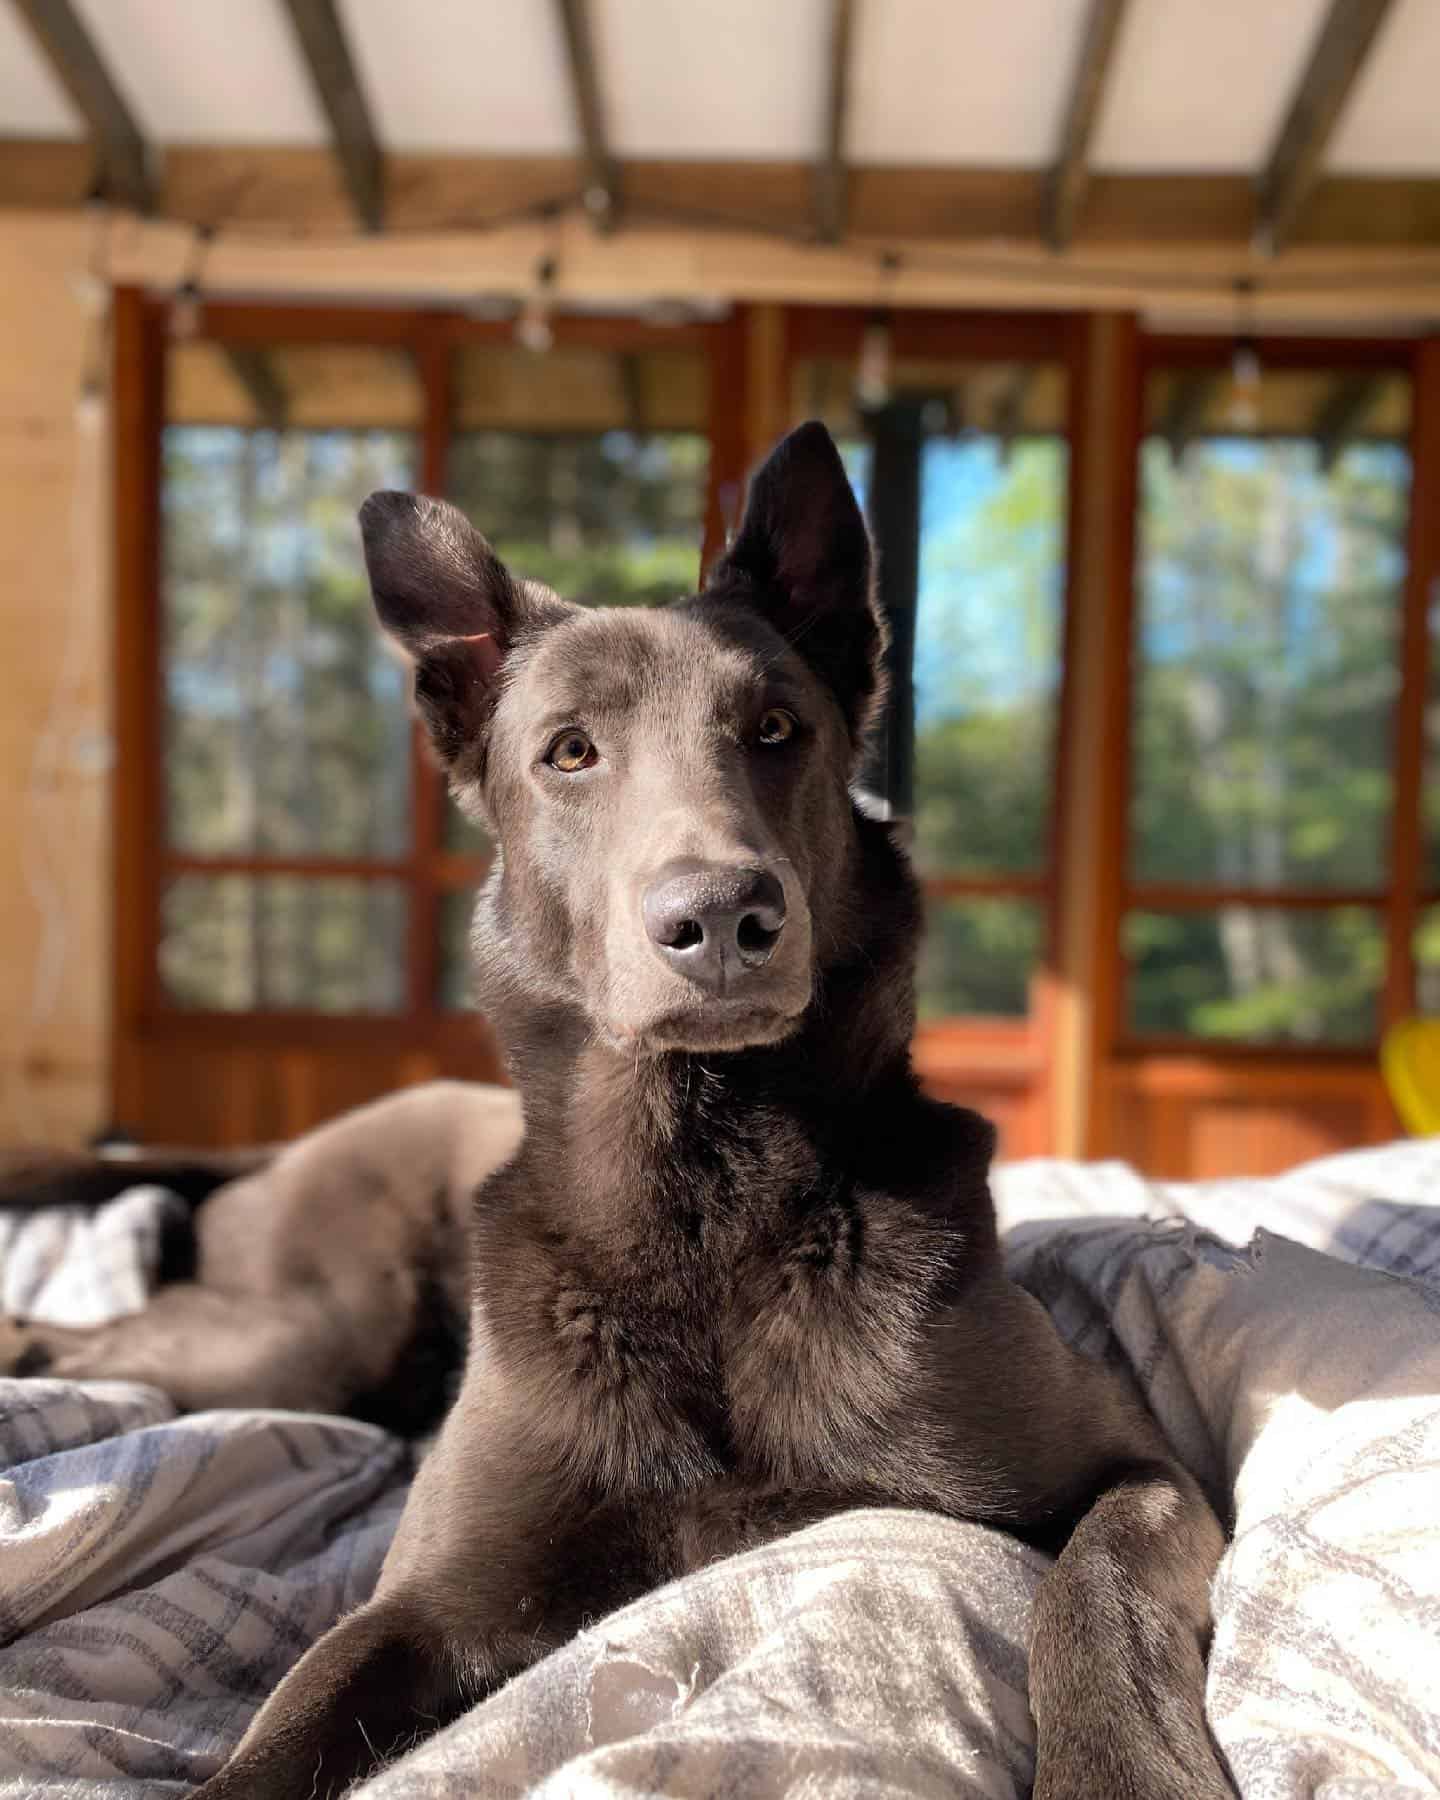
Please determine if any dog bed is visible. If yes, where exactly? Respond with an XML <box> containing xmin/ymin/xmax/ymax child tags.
<box><xmin>1</xmin><ymin>1141</ymin><xmax>1438</xmax><ymax>1798</ymax></box>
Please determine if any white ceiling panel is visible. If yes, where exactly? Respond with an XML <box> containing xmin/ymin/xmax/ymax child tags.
<box><xmin>71</xmin><ymin>0</ymin><xmax>325</xmax><ymax>143</ymax></box>
<box><xmin>595</xmin><ymin>0</ymin><xmax>828</xmax><ymax>159</ymax></box>
<box><xmin>343</xmin><ymin>0</ymin><xmax>575</xmax><ymax>153</ymax></box>
<box><xmin>1092</xmin><ymin>0</ymin><xmax>1328</xmax><ymax>172</ymax></box>
<box><xmin>1327</xmin><ymin>0</ymin><xmax>1440</xmax><ymax>173</ymax></box>
<box><xmin>849</xmin><ymin>0</ymin><xmax>1091</xmax><ymax>167</ymax></box>
<box><xmin>0</xmin><ymin>5</ymin><xmax>83</xmax><ymax>136</ymax></box>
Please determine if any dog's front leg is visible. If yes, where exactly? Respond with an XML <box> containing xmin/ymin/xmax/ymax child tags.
<box><xmin>1028</xmin><ymin>1457</ymin><xmax>1232</xmax><ymax>1800</ymax></box>
<box><xmin>193</xmin><ymin>1593</ymin><xmax>462</xmax><ymax>1800</ymax></box>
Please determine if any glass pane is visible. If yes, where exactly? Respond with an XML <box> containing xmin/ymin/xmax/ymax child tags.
<box><xmin>1124</xmin><ymin>906</ymin><xmax>1383</xmax><ymax>1044</ymax></box>
<box><xmin>164</xmin><ymin>343</ymin><xmax>419</xmax><ymax>860</ymax></box>
<box><xmin>439</xmin><ymin>890</ymin><xmax>479</xmax><ymax>1011</ymax></box>
<box><xmin>448</xmin><ymin>345</ymin><xmax>708</xmax><ymax>607</ymax></box>
<box><xmin>1133</xmin><ymin>366</ymin><xmax>1411</xmax><ymax>890</ymax></box>
<box><xmin>917</xmin><ymin>897</ymin><xmax>1044</xmax><ymax>1021</ymax></box>
<box><xmin>160</xmin><ymin>875</ymin><xmax>407</xmax><ymax>1013</ymax></box>
<box><xmin>792</xmin><ymin>357</ymin><xmax>1067</xmax><ymax>881</ymax></box>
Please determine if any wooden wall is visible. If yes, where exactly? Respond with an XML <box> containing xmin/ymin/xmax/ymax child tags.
<box><xmin>0</xmin><ymin>214</ymin><xmax>111</xmax><ymax>1145</ymax></box>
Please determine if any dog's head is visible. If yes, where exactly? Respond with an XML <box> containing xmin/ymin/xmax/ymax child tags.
<box><xmin>360</xmin><ymin>421</ymin><xmax>885</xmax><ymax>1055</ymax></box>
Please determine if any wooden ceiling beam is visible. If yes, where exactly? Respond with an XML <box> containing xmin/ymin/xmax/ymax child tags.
<box><xmin>3</xmin><ymin>142</ymin><xmax>1440</xmax><ymax>255</ymax></box>
<box><xmin>814</xmin><ymin>0</ymin><xmax>857</xmax><ymax>245</ymax></box>
<box><xmin>278</xmin><ymin>0</ymin><xmax>384</xmax><ymax>232</ymax></box>
<box><xmin>1256</xmin><ymin>0</ymin><xmax>1395</xmax><ymax>253</ymax></box>
<box><xmin>1044</xmin><ymin>0</ymin><xmax>1130</xmax><ymax>252</ymax></box>
<box><xmin>553</xmin><ymin>0</ymin><xmax>619</xmax><ymax>232</ymax></box>
<box><xmin>10</xmin><ymin>0</ymin><xmax>152</xmax><ymax>213</ymax></box>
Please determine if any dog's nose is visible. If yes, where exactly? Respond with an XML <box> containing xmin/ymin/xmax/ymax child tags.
<box><xmin>642</xmin><ymin>860</ymin><xmax>787</xmax><ymax>989</ymax></box>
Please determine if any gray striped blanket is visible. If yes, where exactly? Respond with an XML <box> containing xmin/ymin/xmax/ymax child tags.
<box><xmin>2</xmin><ymin>1141</ymin><xmax>1439</xmax><ymax>1798</ymax></box>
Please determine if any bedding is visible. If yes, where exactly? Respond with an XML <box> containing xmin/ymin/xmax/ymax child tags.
<box><xmin>1</xmin><ymin>1141</ymin><xmax>1438</xmax><ymax>1798</ymax></box>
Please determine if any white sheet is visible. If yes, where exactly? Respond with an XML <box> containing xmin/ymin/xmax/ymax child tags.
<box><xmin>1</xmin><ymin>1140</ymin><xmax>1437</xmax><ymax>1797</ymax></box>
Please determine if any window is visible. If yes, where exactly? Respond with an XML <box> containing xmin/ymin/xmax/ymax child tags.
<box><xmin>161</xmin><ymin>343</ymin><xmax>419</xmax><ymax>1013</ymax></box>
<box><xmin>1125</xmin><ymin>358</ymin><xmax>1413</xmax><ymax>1045</ymax></box>
<box><xmin>154</xmin><ymin>319</ymin><xmax>715</xmax><ymax>1026</ymax></box>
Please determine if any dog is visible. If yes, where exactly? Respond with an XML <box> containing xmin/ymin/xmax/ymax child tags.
<box><xmin>0</xmin><ymin>1082</ymin><xmax>521</xmax><ymax>1432</ymax></box>
<box><xmin>7</xmin><ymin>422</ymin><xmax>1233</xmax><ymax>1798</ymax></box>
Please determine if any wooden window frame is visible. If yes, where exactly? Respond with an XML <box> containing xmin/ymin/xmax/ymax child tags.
<box><xmin>1095</xmin><ymin>329</ymin><xmax>1440</xmax><ymax>1065</ymax></box>
<box><xmin>110</xmin><ymin>290</ymin><xmax>747</xmax><ymax>1111</ymax></box>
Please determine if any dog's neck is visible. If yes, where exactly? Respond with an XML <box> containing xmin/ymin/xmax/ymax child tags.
<box><xmin>486</xmin><ymin>815</ymin><xmax>927</xmax><ymax>1248</ymax></box>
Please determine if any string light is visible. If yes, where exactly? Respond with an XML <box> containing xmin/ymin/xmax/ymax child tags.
<box><xmin>73</xmin><ymin>195</ymin><xmax>112</xmax><ymax>426</ymax></box>
<box><xmin>515</xmin><ymin>253</ymin><xmax>558</xmax><ymax>354</ymax></box>
<box><xmin>170</xmin><ymin>224</ymin><xmax>216</xmax><ymax>341</ymax></box>
<box><xmin>1227</xmin><ymin>278</ymin><xmax>1261</xmax><ymax>432</ymax></box>
<box><xmin>855</xmin><ymin>251</ymin><xmax>902</xmax><ymax>410</ymax></box>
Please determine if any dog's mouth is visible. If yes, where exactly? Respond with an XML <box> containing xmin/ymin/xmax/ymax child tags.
<box><xmin>610</xmin><ymin>995</ymin><xmax>806</xmax><ymax>1056</ymax></box>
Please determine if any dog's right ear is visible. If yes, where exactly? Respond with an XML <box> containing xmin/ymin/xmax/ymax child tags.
<box><xmin>702</xmin><ymin>421</ymin><xmax>883</xmax><ymax>750</ymax></box>
<box><xmin>360</xmin><ymin>491</ymin><xmax>572</xmax><ymax>772</ymax></box>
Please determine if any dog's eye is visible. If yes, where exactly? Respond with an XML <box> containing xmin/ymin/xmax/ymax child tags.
<box><xmin>546</xmin><ymin>729</ymin><xmax>597</xmax><ymax>773</ymax></box>
<box><xmin>756</xmin><ymin>708</ymin><xmax>797</xmax><ymax>747</ymax></box>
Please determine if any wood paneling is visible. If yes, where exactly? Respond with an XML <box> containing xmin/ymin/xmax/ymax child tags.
<box><xmin>1101</xmin><ymin>1054</ymin><xmax>1396</xmax><ymax>1178</ymax></box>
<box><xmin>0</xmin><ymin>215</ymin><xmax>112</xmax><ymax>1145</ymax></box>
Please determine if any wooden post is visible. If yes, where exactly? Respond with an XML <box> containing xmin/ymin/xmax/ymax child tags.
<box><xmin>109</xmin><ymin>287</ymin><xmax>166</xmax><ymax>1127</ymax></box>
<box><xmin>1049</xmin><ymin>312</ymin><xmax>1142</xmax><ymax>1158</ymax></box>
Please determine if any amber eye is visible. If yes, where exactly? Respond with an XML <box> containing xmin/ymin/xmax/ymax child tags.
<box><xmin>546</xmin><ymin>729</ymin><xmax>597</xmax><ymax>773</ymax></box>
<box><xmin>757</xmin><ymin>708</ymin><xmax>797</xmax><ymax>746</ymax></box>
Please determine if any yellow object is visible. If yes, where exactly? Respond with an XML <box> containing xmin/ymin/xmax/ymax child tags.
<box><xmin>1381</xmin><ymin>1018</ymin><xmax>1440</xmax><ymax>1136</ymax></box>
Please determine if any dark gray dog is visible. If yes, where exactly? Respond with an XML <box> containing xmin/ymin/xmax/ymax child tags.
<box><xmin>14</xmin><ymin>422</ymin><xmax>1234</xmax><ymax>1799</ymax></box>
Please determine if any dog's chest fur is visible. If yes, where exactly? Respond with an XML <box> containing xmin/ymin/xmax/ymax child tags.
<box><xmin>477</xmin><ymin>1075</ymin><xmax>965</xmax><ymax>1501</ymax></box>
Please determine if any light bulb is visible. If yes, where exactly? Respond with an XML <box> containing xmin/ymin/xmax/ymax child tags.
<box><xmin>856</xmin><ymin>315</ymin><xmax>892</xmax><ymax>409</ymax></box>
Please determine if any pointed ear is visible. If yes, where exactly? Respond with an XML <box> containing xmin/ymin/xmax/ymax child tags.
<box><xmin>703</xmin><ymin>420</ymin><xmax>884</xmax><ymax>744</ymax></box>
<box><xmin>359</xmin><ymin>491</ymin><xmax>572</xmax><ymax>772</ymax></box>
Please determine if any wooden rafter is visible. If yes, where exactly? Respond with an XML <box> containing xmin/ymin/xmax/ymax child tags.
<box><xmin>553</xmin><ymin>0</ymin><xmax>619</xmax><ymax>232</ymax></box>
<box><xmin>1044</xmin><ymin>0</ymin><xmax>1130</xmax><ymax>252</ymax></box>
<box><xmin>11</xmin><ymin>0</ymin><xmax>152</xmax><ymax>213</ymax></box>
<box><xmin>278</xmin><ymin>0</ymin><xmax>384</xmax><ymax>232</ymax></box>
<box><xmin>1256</xmin><ymin>0</ymin><xmax>1395</xmax><ymax>253</ymax></box>
<box><xmin>1159</xmin><ymin>371</ymin><xmax>1221</xmax><ymax>462</ymax></box>
<box><xmin>814</xmin><ymin>0</ymin><xmax>856</xmax><ymax>245</ymax></box>
<box><xmin>1312</xmin><ymin>373</ymin><xmax>1382</xmax><ymax>470</ymax></box>
<box><xmin>223</xmin><ymin>348</ymin><xmax>289</xmax><ymax>431</ymax></box>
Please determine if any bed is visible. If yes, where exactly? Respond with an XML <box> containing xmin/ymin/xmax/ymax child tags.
<box><xmin>2</xmin><ymin>1139</ymin><xmax>1438</xmax><ymax>1797</ymax></box>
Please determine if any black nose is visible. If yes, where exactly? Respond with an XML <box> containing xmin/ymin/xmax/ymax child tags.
<box><xmin>642</xmin><ymin>860</ymin><xmax>787</xmax><ymax>990</ymax></box>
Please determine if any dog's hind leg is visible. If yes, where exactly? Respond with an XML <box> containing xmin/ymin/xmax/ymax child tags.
<box><xmin>1028</xmin><ymin>1456</ymin><xmax>1233</xmax><ymax>1800</ymax></box>
<box><xmin>0</xmin><ymin>1285</ymin><xmax>377</xmax><ymax>1415</ymax></box>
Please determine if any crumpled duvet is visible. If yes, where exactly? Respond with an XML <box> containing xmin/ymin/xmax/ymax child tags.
<box><xmin>1</xmin><ymin>1140</ymin><xmax>1438</xmax><ymax>1797</ymax></box>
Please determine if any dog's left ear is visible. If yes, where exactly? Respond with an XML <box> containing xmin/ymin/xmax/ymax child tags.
<box><xmin>703</xmin><ymin>420</ymin><xmax>884</xmax><ymax>745</ymax></box>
